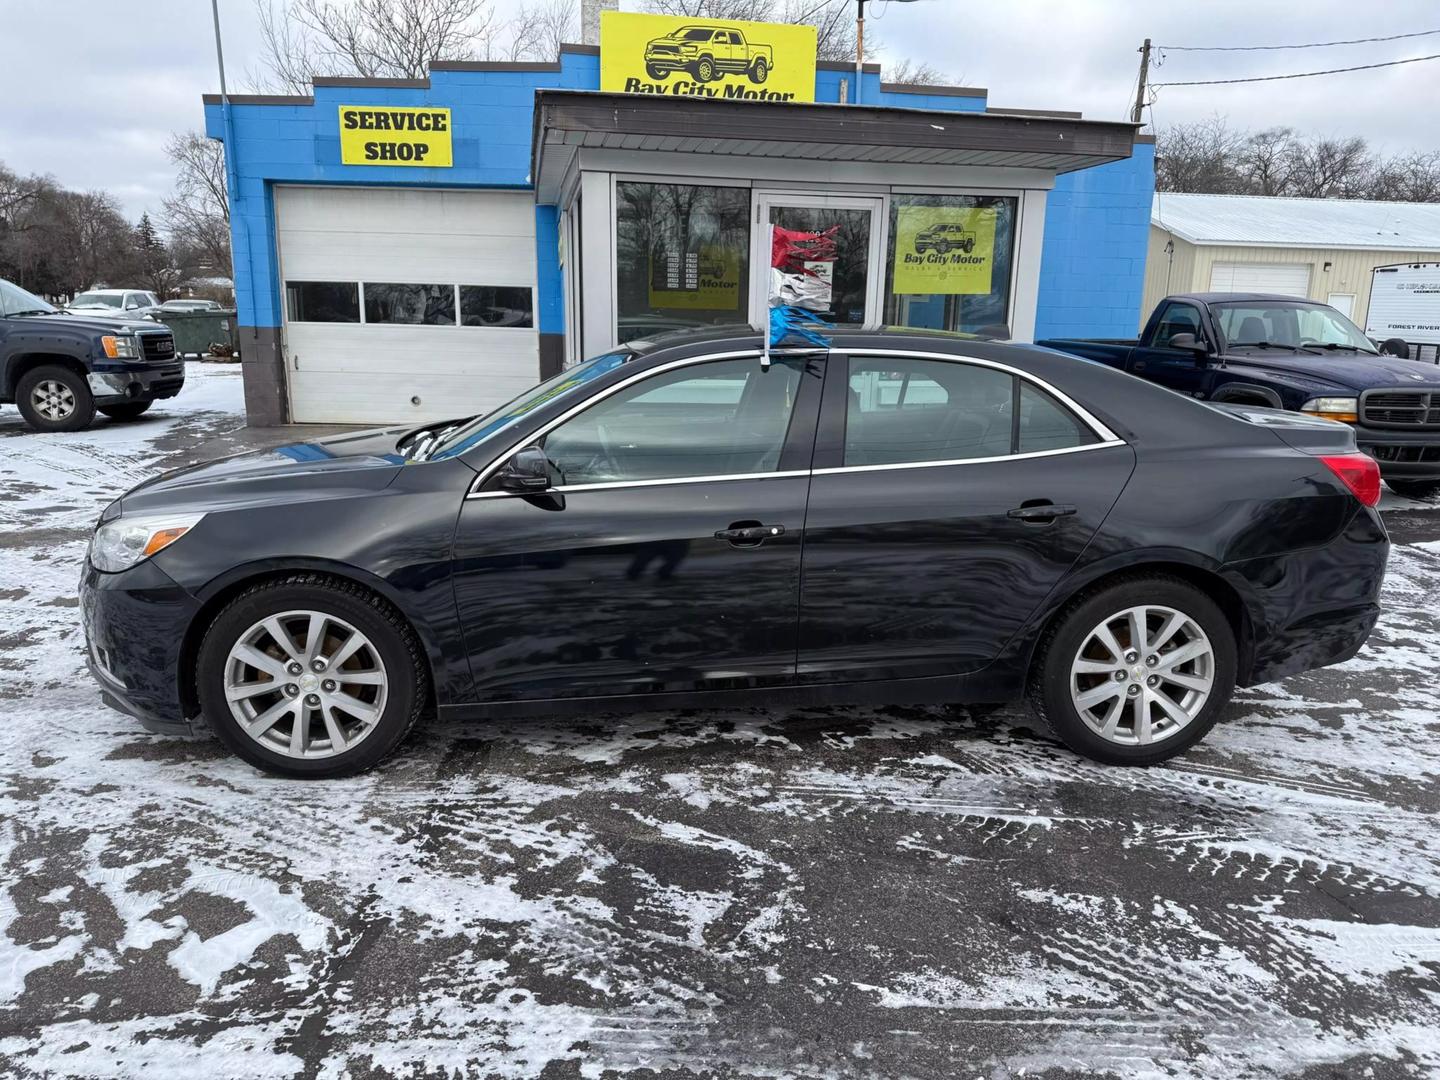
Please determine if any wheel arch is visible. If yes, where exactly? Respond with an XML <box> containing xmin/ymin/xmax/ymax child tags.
<box><xmin>178</xmin><ymin>560</ymin><xmax>444</xmax><ymax>720</ymax></box>
<box><xmin>1017</xmin><ymin>553</ymin><xmax>1257</xmax><ymax>686</ymax></box>
<box><xmin>7</xmin><ymin>352</ymin><xmax>88</xmax><ymax>398</ymax></box>
<box><xmin>1209</xmin><ymin>382</ymin><xmax>1283</xmax><ymax>409</ymax></box>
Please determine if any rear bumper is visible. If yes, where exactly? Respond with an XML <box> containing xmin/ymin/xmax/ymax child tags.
<box><xmin>80</xmin><ymin>558</ymin><xmax>201</xmax><ymax>734</ymax></box>
<box><xmin>1353</xmin><ymin>423</ymin><xmax>1440</xmax><ymax>480</ymax></box>
<box><xmin>87</xmin><ymin>363</ymin><xmax>186</xmax><ymax>404</ymax></box>
<box><xmin>1230</xmin><ymin>504</ymin><xmax>1389</xmax><ymax>686</ymax></box>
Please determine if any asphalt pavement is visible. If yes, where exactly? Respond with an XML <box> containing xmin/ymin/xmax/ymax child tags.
<box><xmin>0</xmin><ymin>364</ymin><xmax>1437</xmax><ymax>1079</ymax></box>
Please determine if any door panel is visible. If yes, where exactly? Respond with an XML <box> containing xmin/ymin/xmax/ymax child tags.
<box><xmin>454</xmin><ymin>478</ymin><xmax>810</xmax><ymax>700</ymax></box>
<box><xmin>798</xmin><ymin>448</ymin><xmax>1135</xmax><ymax>681</ymax></box>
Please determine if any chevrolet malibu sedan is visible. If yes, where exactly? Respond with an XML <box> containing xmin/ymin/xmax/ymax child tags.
<box><xmin>80</xmin><ymin>328</ymin><xmax>1389</xmax><ymax>778</ymax></box>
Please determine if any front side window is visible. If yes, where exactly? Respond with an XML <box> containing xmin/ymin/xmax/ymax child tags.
<box><xmin>845</xmin><ymin>356</ymin><xmax>1097</xmax><ymax>466</ymax></box>
<box><xmin>1153</xmin><ymin>302</ymin><xmax>1203</xmax><ymax>345</ymax></box>
<box><xmin>616</xmin><ymin>181</ymin><xmax>750</xmax><ymax>344</ymax></box>
<box><xmin>885</xmin><ymin>194</ymin><xmax>1018</xmax><ymax>336</ymax></box>
<box><xmin>364</xmin><ymin>283</ymin><xmax>455</xmax><ymax>325</ymax></box>
<box><xmin>287</xmin><ymin>281</ymin><xmax>360</xmax><ymax>323</ymax></box>
<box><xmin>542</xmin><ymin>357</ymin><xmax>802</xmax><ymax>486</ymax></box>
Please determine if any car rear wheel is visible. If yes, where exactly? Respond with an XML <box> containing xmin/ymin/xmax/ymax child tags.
<box><xmin>98</xmin><ymin>401</ymin><xmax>153</xmax><ymax>421</ymax></box>
<box><xmin>196</xmin><ymin>575</ymin><xmax>428</xmax><ymax>778</ymax></box>
<box><xmin>16</xmin><ymin>365</ymin><xmax>96</xmax><ymax>432</ymax></box>
<box><xmin>1386</xmin><ymin>479</ymin><xmax>1440</xmax><ymax>502</ymax></box>
<box><xmin>1027</xmin><ymin>575</ymin><xmax>1236</xmax><ymax>765</ymax></box>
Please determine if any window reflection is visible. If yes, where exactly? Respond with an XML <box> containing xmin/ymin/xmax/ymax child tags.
<box><xmin>884</xmin><ymin>195</ymin><xmax>1017</xmax><ymax>336</ymax></box>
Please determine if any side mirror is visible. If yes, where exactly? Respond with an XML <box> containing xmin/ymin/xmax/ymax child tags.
<box><xmin>1168</xmin><ymin>332</ymin><xmax>1210</xmax><ymax>362</ymax></box>
<box><xmin>497</xmin><ymin>446</ymin><xmax>552</xmax><ymax>492</ymax></box>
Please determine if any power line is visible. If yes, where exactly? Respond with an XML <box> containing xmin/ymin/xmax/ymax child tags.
<box><xmin>1157</xmin><ymin>28</ymin><xmax>1440</xmax><ymax>52</ymax></box>
<box><xmin>1153</xmin><ymin>52</ymin><xmax>1440</xmax><ymax>87</ymax></box>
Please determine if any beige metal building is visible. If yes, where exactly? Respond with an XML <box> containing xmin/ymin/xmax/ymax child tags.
<box><xmin>1142</xmin><ymin>192</ymin><xmax>1440</xmax><ymax>330</ymax></box>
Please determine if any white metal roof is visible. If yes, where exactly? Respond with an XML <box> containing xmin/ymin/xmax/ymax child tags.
<box><xmin>1152</xmin><ymin>192</ymin><xmax>1440</xmax><ymax>251</ymax></box>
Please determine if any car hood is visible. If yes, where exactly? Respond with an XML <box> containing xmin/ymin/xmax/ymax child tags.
<box><xmin>56</xmin><ymin>312</ymin><xmax>159</xmax><ymax>334</ymax></box>
<box><xmin>119</xmin><ymin>426</ymin><xmax>412</xmax><ymax>515</ymax></box>
<box><xmin>1226</xmin><ymin>349</ymin><xmax>1440</xmax><ymax>392</ymax></box>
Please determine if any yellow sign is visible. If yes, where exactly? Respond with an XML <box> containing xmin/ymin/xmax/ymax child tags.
<box><xmin>339</xmin><ymin>105</ymin><xmax>452</xmax><ymax>167</ymax></box>
<box><xmin>648</xmin><ymin>246</ymin><xmax>742</xmax><ymax>311</ymax></box>
<box><xmin>601</xmin><ymin>11</ymin><xmax>816</xmax><ymax>103</ymax></box>
<box><xmin>893</xmin><ymin>207</ymin><xmax>998</xmax><ymax>295</ymax></box>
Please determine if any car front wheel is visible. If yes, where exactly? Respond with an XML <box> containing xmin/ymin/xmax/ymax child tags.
<box><xmin>1027</xmin><ymin>575</ymin><xmax>1236</xmax><ymax>765</ymax></box>
<box><xmin>196</xmin><ymin>575</ymin><xmax>429</xmax><ymax>778</ymax></box>
<box><xmin>16</xmin><ymin>364</ymin><xmax>96</xmax><ymax>432</ymax></box>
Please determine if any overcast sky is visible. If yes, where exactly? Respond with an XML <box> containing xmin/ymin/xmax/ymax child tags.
<box><xmin>2</xmin><ymin>0</ymin><xmax>1437</xmax><ymax>222</ymax></box>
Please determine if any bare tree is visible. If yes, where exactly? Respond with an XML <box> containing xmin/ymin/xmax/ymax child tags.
<box><xmin>504</xmin><ymin>0</ymin><xmax>577</xmax><ymax>62</ymax></box>
<box><xmin>883</xmin><ymin>57</ymin><xmax>950</xmax><ymax>85</ymax></box>
<box><xmin>1235</xmin><ymin>127</ymin><xmax>1296</xmax><ymax>196</ymax></box>
<box><xmin>161</xmin><ymin>132</ymin><xmax>232</xmax><ymax>279</ymax></box>
<box><xmin>643</xmin><ymin>0</ymin><xmax>858</xmax><ymax>65</ymax></box>
<box><xmin>1154</xmin><ymin>116</ymin><xmax>1244</xmax><ymax>194</ymax></box>
<box><xmin>1283</xmin><ymin>135</ymin><xmax>1371</xmax><ymax>199</ymax></box>
<box><xmin>1369</xmin><ymin>151</ymin><xmax>1440</xmax><ymax>203</ymax></box>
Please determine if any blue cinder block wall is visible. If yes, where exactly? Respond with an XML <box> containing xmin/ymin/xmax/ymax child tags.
<box><xmin>1035</xmin><ymin>139</ymin><xmax>1156</xmax><ymax>340</ymax></box>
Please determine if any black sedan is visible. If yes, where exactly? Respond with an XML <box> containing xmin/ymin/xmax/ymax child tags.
<box><xmin>80</xmin><ymin>328</ymin><xmax>1389</xmax><ymax>778</ymax></box>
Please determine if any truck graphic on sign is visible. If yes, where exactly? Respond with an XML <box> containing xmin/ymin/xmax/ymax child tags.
<box><xmin>644</xmin><ymin>25</ymin><xmax>774</xmax><ymax>84</ymax></box>
<box><xmin>913</xmin><ymin>222</ymin><xmax>977</xmax><ymax>255</ymax></box>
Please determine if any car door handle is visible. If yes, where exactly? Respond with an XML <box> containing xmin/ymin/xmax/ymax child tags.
<box><xmin>1008</xmin><ymin>502</ymin><xmax>1077</xmax><ymax>522</ymax></box>
<box><xmin>714</xmin><ymin>522</ymin><xmax>785</xmax><ymax>546</ymax></box>
<box><xmin>1132</xmin><ymin>360</ymin><xmax>1147</xmax><ymax>371</ymax></box>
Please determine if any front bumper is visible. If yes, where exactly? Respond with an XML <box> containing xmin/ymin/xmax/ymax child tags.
<box><xmin>79</xmin><ymin>557</ymin><xmax>202</xmax><ymax>735</ymax></box>
<box><xmin>87</xmin><ymin>363</ymin><xmax>186</xmax><ymax>404</ymax></box>
<box><xmin>1353</xmin><ymin>422</ymin><xmax>1440</xmax><ymax>480</ymax></box>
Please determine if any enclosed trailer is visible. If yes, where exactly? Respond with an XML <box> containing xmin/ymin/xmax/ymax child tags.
<box><xmin>1366</xmin><ymin>263</ymin><xmax>1440</xmax><ymax>362</ymax></box>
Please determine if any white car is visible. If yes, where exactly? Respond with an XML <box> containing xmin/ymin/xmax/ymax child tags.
<box><xmin>66</xmin><ymin>289</ymin><xmax>161</xmax><ymax>318</ymax></box>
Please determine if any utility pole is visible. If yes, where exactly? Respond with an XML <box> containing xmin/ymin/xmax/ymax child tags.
<box><xmin>1132</xmin><ymin>37</ymin><xmax>1152</xmax><ymax>125</ymax></box>
<box><xmin>854</xmin><ymin>0</ymin><xmax>866</xmax><ymax>106</ymax></box>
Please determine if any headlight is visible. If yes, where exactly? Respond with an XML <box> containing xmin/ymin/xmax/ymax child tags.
<box><xmin>89</xmin><ymin>512</ymin><xmax>206</xmax><ymax>573</ymax></box>
<box><xmin>1300</xmin><ymin>397</ymin><xmax>1359</xmax><ymax>423</ymax></box>
<box><xmin>101</xmin><ymin>334</ymin><xmax>139</xmax><ymax>359</ymax></box>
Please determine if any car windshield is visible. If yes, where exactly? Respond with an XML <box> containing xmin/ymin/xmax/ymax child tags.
<box><xmin>426</xmin><ymin>350</ymin><xmax>633</xmax><ymax>460</ymax></box>
<box><xmin>71</xmin><ymin>293</ymin><xmax>123</xmax><ymax>308</ymax></box>
<box><xmin>1215</xmin><ymin>302</ymin><xmax>1377</xmax><ymax>354</ymax></box>
<box><xmin>671</xmin><ymin>28</ymin><xmax>711</xmax><ymax>40</ymax></box>
<box><xmin>0</xmin><ymin>279</ymin><xmax>58</xmax><ymax>316</ymax></box>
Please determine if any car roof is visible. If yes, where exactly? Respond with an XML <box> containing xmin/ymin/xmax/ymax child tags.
<box><xmin>1171</xmin><ymin>292</ymin><xmax>1326</xmax><ymax>305</ymax></box>
<box><xmin>625</xmin><ymin>324</ymin><xmax>1009</xmax><ymax>356</ymax></box>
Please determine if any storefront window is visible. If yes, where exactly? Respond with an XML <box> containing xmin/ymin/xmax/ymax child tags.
<box><xmin>616</xmin><ymin>182</ymin><xmax>750</xmax><ymax>344</ymax></box>
<box><xmin>884</xmin><ymin>194</ymin><xmax>1017</xmax><ymax>336</ymax></box>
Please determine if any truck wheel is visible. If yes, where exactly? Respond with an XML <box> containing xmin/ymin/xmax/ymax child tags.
<box><xmin>1386</xmin><ymin>479</ymin><xmax>1440</xmax><ymax>502</ymax></box>
<box><xmin>694</xmin><ymin>56</ymin><xmax>716</xmax><ymax>82</ymax></box>
<box><xmin>964</xmin><ymin>239</ymin><xmax>975</xmax><ymax>253</ymax></box>
<box><xmin>99</xmin><ymin>401</ymin><xmax>153</xmax><ymax>422</ymax></box>
<box><xmin>16</xmin><ymin>365</ymin><xmax>96</xmax><ymax>433</ymax></box>
<box><xmin>749</xmin><ymin>57</ymin><xmax>769</xmax><ymax>83</ymax></box>
<box><xmin>646</xmin><ymin>63</ymin><xmax>668</xmax><ymax>79</ymax></box>
<box><xmin>936</xmin><ymin>241</ymin><xmax>950</xmax><ymax>254</ymax></box>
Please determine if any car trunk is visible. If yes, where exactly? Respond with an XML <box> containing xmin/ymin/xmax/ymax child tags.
<box><xmin>1207</xmin><ymin>402</ymin><xmax>1359</xmax><ymax>455</ymax></box>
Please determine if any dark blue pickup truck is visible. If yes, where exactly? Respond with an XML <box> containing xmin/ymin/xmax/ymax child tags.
<box><xmin>1038</xmin><ymin>292</ymin><xmax>1440</xmax><ymax>499</ymax></box>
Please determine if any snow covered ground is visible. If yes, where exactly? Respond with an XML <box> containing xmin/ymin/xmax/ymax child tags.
<box><xmin>1</xmin><ymin>364</ymin><xmax>1438</xmax><ymax>1079</ymax></box>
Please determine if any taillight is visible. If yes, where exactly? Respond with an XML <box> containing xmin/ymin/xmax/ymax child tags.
<box><xmin>1320</xmin><ymin>453</ymin><xmax>1381</xmax><ymax>507</ymax></box>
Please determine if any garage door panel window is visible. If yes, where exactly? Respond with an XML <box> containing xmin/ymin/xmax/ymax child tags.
<box><xmin>541</xmin><ymin>357</ymin><xmax>803</xmax><ymax>486</ymax></box>
<box><xmin>461</xmin><ymin>285</ymin><xmax>533</xmax><ymax>328</ymax></box>
<box><xmin>364</xmin><ymin>283</ymin><xmax>456</xmax><ymax>326</ymax></box>
<box><xmin>844</xmin><ymin>357</ymin><xmax>1097</xmax><ymax>467</ymax></box>
<box><xmin>286</xmin><ymin>281</ymin><xmax>360</xmax><ymax>323</ymax></box>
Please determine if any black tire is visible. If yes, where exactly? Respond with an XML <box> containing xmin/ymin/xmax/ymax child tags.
<box><xmin>196</xmin><ymin>574</ymin><xmax>429</xmax><ymax>778</ymax></box>
<box><xmin>936</xmin><ymin>241</ymin><xmax>950</xmax><ymax>254</ymax></box>
<box><xmin>646</xmin><ymin>63</ymin><xmax>668</xmax><ymax>79</ymax></box>
<box><xmin>695</xmin><ymin>56</ymin><xmax>716</xmax><ymax>82</ymax></box>
<box><xmin>963</xmin><ymin>239</ymin><xmax>975</xmax><ymax>253</ymax></box>
<box><xmin>1026</xmin><ymin>574</ymin><xmax>1237</xmax><ymax>765</ymax></box>
<box><xmin>1386</xmin><ymin>479</ymin><xmax>1440</xmax><ymax>502</ymax></box>
<box><xmin>98</xmin><ymin>400</ymin><xmax>153</xmax><ymax>421</ymax></box>
<box><xmin>15</xmin><ymin>364</ymin><xmax>96</xmax><ymax>433</ymax></box>
<box><xmin>749</xmin><ymin>57</ymin><xmax>769</xmax><ymax>83</ymax></box>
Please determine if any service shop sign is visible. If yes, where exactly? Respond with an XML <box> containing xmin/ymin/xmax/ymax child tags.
<box><xmin>600</xmin><ymin>11</ymin><xmax>816</xmax><ymax>103</ymax></box>
<box><xmin>339</xmin><ymin>106</ymin><xmax>453</xmax><ymax>167</ymax></box>
<box><xmin>892</xmin><ymin>207</ymin><xmax>998</xmax><ymax>295</ymax></box>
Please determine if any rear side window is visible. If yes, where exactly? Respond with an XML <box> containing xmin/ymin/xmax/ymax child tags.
<box><xmin>844</xmin><ymin>356</ymin><xmax>1099</xmax><ymax>466</ymax></box>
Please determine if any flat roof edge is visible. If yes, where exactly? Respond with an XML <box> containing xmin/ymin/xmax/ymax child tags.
<box><xmin>883</xmin><ymin>82</ymin><xmax>987</xmax><ymax>99</ymax></box>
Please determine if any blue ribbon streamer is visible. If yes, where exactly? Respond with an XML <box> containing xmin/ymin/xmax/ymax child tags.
<box><xmin>768</xmin><ymin>306</ymin><xmax>834</xmax><ymax>349</ymax></box>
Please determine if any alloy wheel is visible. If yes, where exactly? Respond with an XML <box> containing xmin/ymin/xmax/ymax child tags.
<box><xmin>32</xmin><ymin>380</ymin><xmax>77</xmax><ymax>421</ymax></box>
<box><xmin>1068</xmin><ymin>604</ymin><xmax>1215</xmax><ymax>746</ymax></box>
<box><xmin>223</xmin><ymin>609</ymin><xmax>389</xmax><ymax>760</ymax></box>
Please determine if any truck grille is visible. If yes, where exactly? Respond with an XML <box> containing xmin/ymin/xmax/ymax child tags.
<box><xmin>1360</xmin><ymin>390</ymin><xmax>1440</xmax><ymax>428</ymax></box>
<box><xmin>140</xmin><ymin>333</ymin><xmax>175</xmax><ymax>362</ymax></box>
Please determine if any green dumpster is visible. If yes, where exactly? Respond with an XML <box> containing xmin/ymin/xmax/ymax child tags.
<box><xmin>153</xmin><ymin>310</ymin><xmax>240</xmax><ymax>359</ymax></box>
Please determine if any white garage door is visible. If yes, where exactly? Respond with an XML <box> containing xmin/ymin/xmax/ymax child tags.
<box><xmin>275</xmin><ymin>186</ymin><xmax>539</xmax><ymax>424</ymax></box>
<box><xmin>1208</xmin><ymin>262</ymin><xmax>1311</xmax><ymax>298</ymax></box>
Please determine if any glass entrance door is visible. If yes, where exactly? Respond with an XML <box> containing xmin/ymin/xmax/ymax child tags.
<box><xmin>751</xmin><ymin>194</ymin><xmax>885</xmax><ymax>329</ymax></box>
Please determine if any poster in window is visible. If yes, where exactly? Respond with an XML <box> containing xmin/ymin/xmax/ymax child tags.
<box><xmin>647</xmin><ymin>245</ymin><xmax>743</xmax><ymax>310</ymax></box>
<box><xmin>892</xmin><ymin>207</ymin><xmax>998</xmax><ymax>295</ymax></box>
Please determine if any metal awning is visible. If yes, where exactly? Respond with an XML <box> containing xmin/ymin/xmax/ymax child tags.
<box><xmin>532</xmin><ymin>90</ymin><xmax>1140</xmax><ymax>200</ymax></box>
